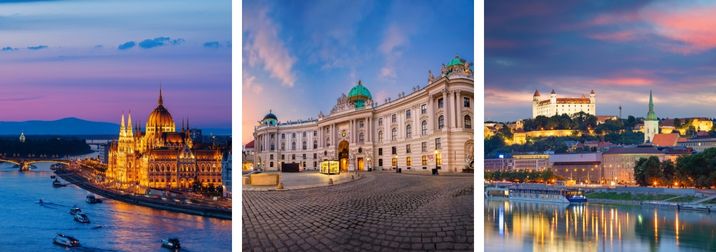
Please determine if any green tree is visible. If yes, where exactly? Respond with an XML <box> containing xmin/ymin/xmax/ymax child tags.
<box><xmin>662</xmin><ymin>160</ymin><xmax>676</xmax><ymax>187</ymax></box>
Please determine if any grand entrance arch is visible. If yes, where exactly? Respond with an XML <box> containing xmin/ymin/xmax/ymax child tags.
<box><xmin>338</xmin><ymin>140</ymin><xmax>349</xmax><ymax>172</ymax></box>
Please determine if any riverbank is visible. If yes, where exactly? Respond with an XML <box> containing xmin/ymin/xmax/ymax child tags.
<box><xmin>55</xmin><ymin>169</ymin><xmax>232</xmax><ymax>220</ymax></box>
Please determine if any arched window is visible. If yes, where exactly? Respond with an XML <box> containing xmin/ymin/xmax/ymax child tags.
<box><xmin>464</xmin><ymin>115</ymin><xmax>472</xmax><ymax>129</ymax></box>
<box><xmin>391</xmin><ymin>128</ymin><xmax>397</xmax><ymax>141</ymax></box>
<box><xmin>421</xmin><ymin>120</ymin><xmax>427</xmax><ymax>135</ymax></box>
<box><xmin>378</xmin><ymin>131</ymin><xmax>383</xmax><ymax>143</ymax></box>
<box><xmin>291</xmin><ymin>142</ymin><xmax>296</xmax><ymax>150</ymax></box>
<box><xmin>405</xmin><ymin>124</ymin><xmax>412</xmax><ymax>139</ymax></box>
<box><xmin>438</xmin><ymin>115</ymin><xmax>445</xmax><ymax>129</ymax></box>
<box><xmin>359</xmin><ymin>133</ymin><xmax>364</xmax><ymax>143</ymax></box>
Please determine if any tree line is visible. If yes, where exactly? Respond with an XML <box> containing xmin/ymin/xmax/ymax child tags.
<box><xmin>634</xmin><ymin>148</ymin><xmax>716</xmax><ymax>188</ymax></box>
<box><xmin>485</xmin><ymin>170</ymin><xmax>560</xmax><ymax>183</ymax></box>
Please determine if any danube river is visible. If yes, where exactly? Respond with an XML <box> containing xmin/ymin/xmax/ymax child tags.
<box><xmin>485</xmin><ymin>199</ymin><xmax>716</xmax><ymax>252</ymax></box>
<box><xmin>0</xmin><ymin>162</ymin><xmax>231</xmax><ymax>251</ymax></box>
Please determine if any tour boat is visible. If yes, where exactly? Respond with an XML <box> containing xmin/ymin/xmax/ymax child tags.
<box><xmin>161</xmin><ymin>238</ymin><xmax>181</xmax><ymax>250</ymax></box>
<box><xmin>86</xmin><ymin>194</ymin><xmax>103</xmax><ymax>204</ymax></box>
<box><xmin>485</xmin><ymin>186</ymin><xmax>510</xmax><ymax>199</ymax></box>
<box><xmin>53</xmin><ymin>233</ymin><xmax>80</xmax><ymax>247</ymax></box>
<box><xmin>52</xmin><ymin>179</ymin><xmax>66</xmax><ymax>187</ymax></box>
<box><xmin>508</xmin><ymin>187</ymin><xmax>587</xmax><ymax>204</ymax></box>
<box><xmin>73</xmin><ymin>213</ymin><xmax>90</xmax><ymax>224</ymax></box>
<box><xmin>69</xmin><ymin>207</ymin><xmax>82</xmax><ymax>215</ymax></box>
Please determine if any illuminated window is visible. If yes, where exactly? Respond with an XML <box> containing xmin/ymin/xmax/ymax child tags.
<box><xmin>392</xmin><ymin>157</ymin><xmax>397</xmax><ymax>167</ymax></box>
<box><xmin>435</xmin><ymin>152</ymin><xmax>442</xmax><ymax>166</ymax></box>
<box><xmin>422</xmin><ymin>155</ymin><xmax>427</xmax><ymax>165</ymax></box>
<box><xmin>406</xmin><ymin>157</ymin><xmax>412</xmax><ymax>166</ymax></box>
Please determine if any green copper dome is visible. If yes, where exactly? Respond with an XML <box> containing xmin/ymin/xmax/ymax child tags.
<box><xmin>447</xmin><ymin>55</ymin><xmax>465</xmax><ymax>66</ymax></box>
<box><xmin>348</xmin><ymin>80</ymin><xmax>372</xmax><ymax>108</ymax></box>
<box><xmin>646</xmin><ymin>91</ymin><xmax>657</xmax><ymax>121</ymax></box>
<box><xmin>261</xmin><ymin>110</ymin><xmax>278</xmax><ymax>126</ymax></box>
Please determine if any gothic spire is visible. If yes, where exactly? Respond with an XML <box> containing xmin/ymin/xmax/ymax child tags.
<box><xmin>158</xmin><ymin>83</ymin><xmax>164</xmax><ymax>106</ymax></box>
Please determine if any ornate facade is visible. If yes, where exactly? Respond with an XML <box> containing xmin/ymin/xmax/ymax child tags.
<box><xmin>253</xmin><ymin>56</ymin><xmax>474</xmax><ymax>173</ymax></box>
<box><xmin>532</xmin><ymin>89</ymin><xmax>596</xmax><ymax>118</ymax></box>
<box><xmin>105</xmin><ymin>88</ymin><xmax>223</xmax><ymax>191</ymax></box>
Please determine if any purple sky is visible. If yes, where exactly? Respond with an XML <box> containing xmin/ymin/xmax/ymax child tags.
<box><xmin>486</xmin><ymin>0</ymin><xmax>716</xmax><ymax>122</ymax></box>
<box><xmin>0</xmin><ymin>0</ymin><xmax>231</xmax><ymax>129</ymax></box>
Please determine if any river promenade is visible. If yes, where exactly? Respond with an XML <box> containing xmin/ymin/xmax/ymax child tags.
<box><xmin>56</xmin><ymin>168</ymin><xmax>232</xmax><ymax>219</ymax></box>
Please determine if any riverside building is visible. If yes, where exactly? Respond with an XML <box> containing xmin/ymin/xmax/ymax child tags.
<box><xmin>253</xmin><ymin>56</ymin><xmax>474</xmax><ymax>173</ymax></box>
<box><xmin>105</xmin><ymin>88</ymin><xmax>224</xmax><ymax>191</ymax></box>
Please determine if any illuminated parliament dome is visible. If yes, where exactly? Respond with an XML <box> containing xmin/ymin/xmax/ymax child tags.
<box><xmin>146</xmin><ymin>88</ymin><xmax>176</xmax><ymax>134</ymax></box>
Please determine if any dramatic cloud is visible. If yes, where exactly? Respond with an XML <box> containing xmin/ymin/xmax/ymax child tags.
<box><xmin>379</xmin><ymin>24</ymin><xmax>407</xmax><ymax>79</ymax></box>
<box><xmin>27</xmin><ymin>45</ymin><xmax>48</xmax><ymax>50</ymax></box>
<box><xmin>138</xmin><ymin>37</ymin><xmax>184</xmax><ymax>49</ymax></box>
<box><xmin>203</xmin><ymin>41</ymin><xmax>221</xmax><ymax>48</ymax></box>
<box><xmin>243</xmin><ymin>72</ymin><xmax>264</xmax><ymax>94</ymax></box>
<box><xmin>243</xmin><ymin>5</ymin><xmax>296</xmax><ymax>87</ymax></box>
<box><xmin>642</xmin><ymin>3</ymin><xmax>716</xmax><ymax>54</ymax></box>
<box><xmin>117</xmin><ymin>41</ymin><xmax>135</xmax><ymax>50</ymax></box>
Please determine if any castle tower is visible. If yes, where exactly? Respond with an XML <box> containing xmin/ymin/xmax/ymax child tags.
<box><xmin>644</xmin><ymin>90</ymin><xmax>659</xmax><ymax>143</ymax></box>
<box><xmin>532</xmin><ymin>90</ymin><xmax>541</xmax><ymax>118</ymax></box>
<box><xmin>589</xmin><ymin>90</ymin><xmax>596</xmax><ymax>115</ymax></box>
<box><xmin>549</xmin><ymin>90</ymin><xmax>557</xmax><ymax>116</ymax></box>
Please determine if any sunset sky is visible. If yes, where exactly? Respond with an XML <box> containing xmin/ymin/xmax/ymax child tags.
<box><xmin>486</xmin><ymin>0</ymin><xmax>716</xmax><ymax>122</ymax></box>
<box><xmin>242</xmin><ymin>0</ymin><xmax>474</xmax><ymax>144</ymax></box>
<box><xmin>0</xmin><ymin>0</ymin><xmax>231</xmax><ymax>129</ymax></box>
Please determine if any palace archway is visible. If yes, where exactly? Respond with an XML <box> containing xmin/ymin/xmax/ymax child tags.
<box><xmin>338</xmin><ymin>140</ymin><xmax>349</xmax><ymax>172</ymax></box>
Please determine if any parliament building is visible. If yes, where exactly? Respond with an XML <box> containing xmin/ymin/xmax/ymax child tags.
<box><xmin>253</xmin><ymin>56</ymin><xmax>474</xmax><ymax>173</ymax></box>
<box><xmin>105</xmin><ymin>88</ymin><xmax>223</xmax><ymax>191</ymax></box>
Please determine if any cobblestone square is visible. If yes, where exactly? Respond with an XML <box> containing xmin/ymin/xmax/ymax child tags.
<box><xmin>243</xmin><ymin>172</ymin><xmax>473</xmax><ymax>251</ymax></box>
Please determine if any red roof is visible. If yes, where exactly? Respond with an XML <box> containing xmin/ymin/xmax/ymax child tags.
<box><xmin>652</xmin><ymin>133</ymin><xmax>680</xmax><ymax>147</ymax></box>
<box><xmin>556</xmin><ymin>98</ymin><xmax>590</xmax><ymax>104</ymax></box>
<box><xmin>245</xmin><ymin>140</ymin><xmax>255</xmax><ymax>148</ymax></box>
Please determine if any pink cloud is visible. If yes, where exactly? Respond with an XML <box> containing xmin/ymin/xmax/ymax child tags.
<box><xmin>589</xmin><ymin>11</ymin><xmax>641</xmax><ymax>26</ymax></box>
<box><xmin>244</xmin><ymin>6</ymin><xmax>297</xmax><ymax>87</ymax></box>
<box><xmin>592</xmin><ymin>77</ymin><xmax>654</xmax><ymax>86</ymax></box>
<box><xmin>642</xmin><ymin>5</ymin><xmax>716</xmax><ymax>53</ymax></box>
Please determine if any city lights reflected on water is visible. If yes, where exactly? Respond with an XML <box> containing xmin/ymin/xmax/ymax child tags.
<box><xmin>485</xmin><ymin>199</ymin><xmax>716</xmax><ymax>251</ymax></box>
<box><xmin>0</xmin><ymin>162</ymin><xmax>230</xmax><ymax>251</ymax></box>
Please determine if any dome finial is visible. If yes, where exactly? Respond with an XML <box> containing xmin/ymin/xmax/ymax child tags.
<box><xmin>158</xmin><ymin>83</ymin><xmax>164</xmax><ymax>106</ymax></box>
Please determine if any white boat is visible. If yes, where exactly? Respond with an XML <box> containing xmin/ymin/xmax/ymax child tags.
<box><xmin>69</xmin><ymin>207</ymin><xmax>82</xmax><ymax>215</ymax></box>
<box><xmin>73</xmin><ymin>213</ymin><xmax>90</xmax><ymax>224</ymax></box>
<box><xmin>161</xmin><ymin>238</ymin><xmax>181</xmax><ymax>250</ymax></box>
<box><xmin>86</xmin><ymin>194</ymin><xmax>103</xmax><ymax>204</ymax></box>
<box><xmin>508</xmin><ymin>188</ymin><xmax>588</xmax><ymax>204</ymax></box>
<box><xmin>53</xmin><ymin>233</ymin><xmax>80</xmax><ymax>247</ymax></box>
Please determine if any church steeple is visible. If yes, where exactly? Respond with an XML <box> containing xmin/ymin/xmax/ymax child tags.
<box><xmin>120</xmin><ymin>112</ymin><xmax>126</xmax><ymax>136</ymax></box>
<box><xmin>127</xmin><ymin>111</ymin><xmax>134</xmax><ymax>136</ymax></box>
<box><xmin>646</xmin><ymin>90</ymin><xmax>657</xmax><ymax>121</ymax></box>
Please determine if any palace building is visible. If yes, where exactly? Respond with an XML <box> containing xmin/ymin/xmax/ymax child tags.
<box><xmin>253</xmin><ymin>56</ymin><xmax>474</xmax><ymax>173</ymax></box>
<box><xmin>532</xmin><ymin>89</ymin><xmax>596</xmax><ymax>118</ymax></box>
<box><xmin>105</xmin><ymin>88</ymin><xmax>223</xmax><ymax>191</ymax></box>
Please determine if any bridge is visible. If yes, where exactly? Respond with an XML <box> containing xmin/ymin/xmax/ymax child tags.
<box><xmin>0</xmin><ymin>157</ymin><xmax>72</xmax><ymax>171</ymax></box>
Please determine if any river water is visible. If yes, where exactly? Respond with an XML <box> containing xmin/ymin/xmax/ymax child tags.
<box><xmin>0</xmin><ymin>162</ymin><xmax>231</xmax><ymax>251</ymax></box>
<box><xmin>485</xmin><ymin>199</ymin><xmax>716</xmax><ymax>252</ymax></box>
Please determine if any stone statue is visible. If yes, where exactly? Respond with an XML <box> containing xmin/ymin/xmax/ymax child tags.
<box><xmin>428</xmin><ymin>70</ymin><xmax>435</xmax><ymax>83</ymax></box>
<box><xmin>440</xmin><ymin>64</ymin><xmax>447</xmax><ymax>76</ymax></box>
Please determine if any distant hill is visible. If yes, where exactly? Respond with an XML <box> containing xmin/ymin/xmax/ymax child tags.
<box><xmin>0</xmin><ymin>117</ymin><xmax>231</xmax><ymax>136</ymax></box>
<box><xmin>0</xmin><ymin>118</ymin><xmax>119</xmax><ymax>135</ymax></box>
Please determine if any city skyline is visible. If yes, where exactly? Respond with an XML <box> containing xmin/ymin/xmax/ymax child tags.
<box><xmin>486</xmin><ymin>1</ymin><xmax>716</xmax><ymax>122</ymax></box>
<box><xmin>0</xmin><ymin>0</ymin><xmax>231</xmax><ymax>128</ymax></box>
<box><xmin>242</xmin><ymin>0</ymin><xmax>473</xmax><ymax>144</ymax></box>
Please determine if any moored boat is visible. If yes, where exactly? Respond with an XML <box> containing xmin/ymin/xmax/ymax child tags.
<box><xmin>508</xmin><ymin>187</ymin><xmax>587</xmax><ymax>204</ymax></box>
<box><xmin>86</xmin><ymin>194</ymin><xmax>103</xmax><ymax>204</ymax></box>
<box><xmin>52</xmin><ymin>179</ymin><xmax>66</xmax><ymax>187</ymax></box>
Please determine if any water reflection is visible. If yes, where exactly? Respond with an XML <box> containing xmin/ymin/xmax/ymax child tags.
<box><xmin>0</xmin><ymin>162</ymin><xmax>230</xmax><ymax>251</ymax></box>
<box><xmin>485</xmin><ymin>199</ymin><xmax>716</xmax><ymax>251</ymax></box>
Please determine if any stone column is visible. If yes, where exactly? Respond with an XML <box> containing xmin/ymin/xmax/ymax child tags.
<box><xmin>428</xmin><ymin>96</ymin><xmax>434</xmax><ymax>134</ymax></box>
<box><xmin>442</xmin><ymin>90</ymin><xmax>448</xmax><ymax>130</ymax></box>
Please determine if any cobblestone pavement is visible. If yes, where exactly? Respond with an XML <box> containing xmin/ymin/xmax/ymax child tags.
<box><xmin>243</xmin><ymin>172</ymin><xmax>474</xmax><ymax>251</ymax></box>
